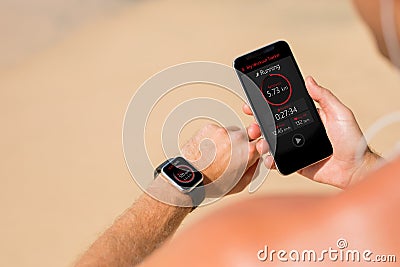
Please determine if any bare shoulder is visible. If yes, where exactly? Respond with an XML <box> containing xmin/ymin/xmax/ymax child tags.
<box><xmin>142</xmin><ymin>157</ymin><xmax>400</xmax><ymax>266</ymax></box>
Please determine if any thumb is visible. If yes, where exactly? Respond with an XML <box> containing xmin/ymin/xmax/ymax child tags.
<box><xmin>305</xmin><ymin>76</ymin><xmax>353</xmax><ymax>120</ymax></box>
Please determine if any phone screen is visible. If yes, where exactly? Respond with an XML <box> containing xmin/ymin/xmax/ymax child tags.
<box><xmin>234</xmin><ymin>41</ymin><xmax>332</xmax><ymax>175</ymax></box>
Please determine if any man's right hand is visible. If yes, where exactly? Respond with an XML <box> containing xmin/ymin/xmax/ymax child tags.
<box><xmin>243</xmin><ymin>76</ymin><xmax>381</xmax><ymax>189</ymax></box>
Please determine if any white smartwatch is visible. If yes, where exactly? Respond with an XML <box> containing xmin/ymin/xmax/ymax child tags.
<box><xmin>154</xmin><ymin>156</ymin><xmax>205</xmax><ymax>209</ymax></box>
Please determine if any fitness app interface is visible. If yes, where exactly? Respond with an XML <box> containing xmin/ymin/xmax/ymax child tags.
<box><xmin>246</xmin><ymin>55</ymin><xmax>318</xmax><ymax>154</ymax></box>
<box><xmin>163</xmin><ymin>157</ymin><xmax>202</xmax><ymax>189</ymax></box>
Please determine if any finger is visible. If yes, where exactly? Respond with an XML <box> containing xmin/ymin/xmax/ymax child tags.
<box><xmin>256</xmin><ymin>139</ymin><xmax>269</xmax><ymax>155</ymax></box>
<box><xmin>246</xmin><ymin>123</ymin><xmax>261</xmax><ymax>141</ymax></box>
<box><xmin>247</xmin><ymin>140</ymin><xmax>261</xmax><ymax>168</ymax></box>
<box><xmin>242</xmin><ymin>103</ymin><xmax>254</xmax><ymax>115</ymax></box>
<box><xmin>305</xmin><ymin>76</ymin><xmax>353</xmax><ymax>120</ymax></box>
<box><xmin>264</xmin><ymin>155</ymin><xmax>276</xmax><ymax>170</ymax></box>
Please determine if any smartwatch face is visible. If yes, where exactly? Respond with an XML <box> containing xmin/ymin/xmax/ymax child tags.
<box><xmin>161</xmin><ymin>157</ymin><xmax>203</xmax><ymax>192</ymax></box>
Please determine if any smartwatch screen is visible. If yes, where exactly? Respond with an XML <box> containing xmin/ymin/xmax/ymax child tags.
<box><xmin>161</xmin><ymin>157</ymin><xmax>203</xmax><ymax>190</ymax></box>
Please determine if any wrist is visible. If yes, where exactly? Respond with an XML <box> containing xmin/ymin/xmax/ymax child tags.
<box><xmin>147</xmin><ymin>175</ymin><xmax>193</xmax><ymax>210</ymax></box>
<box><xmin>349</xmin><ymin>149</ymin><xmax>382</xmax><ymax>187</ymax></box>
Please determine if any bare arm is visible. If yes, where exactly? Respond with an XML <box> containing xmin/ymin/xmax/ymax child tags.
<box><xmin>74</xmin><ymin>176</ymin><xmax>191</xmax><ymax>267</ymax></box>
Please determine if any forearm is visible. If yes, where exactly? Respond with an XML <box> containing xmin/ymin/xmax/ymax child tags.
<box><xmin>75</xmin><ymin>177</ymin><xmax>191</xmax><ymax>267</ymax></box>
<box><xmin>74</xmin><ymin>124</ymin><xmax>259</xmax><ymax>266</ymax></box>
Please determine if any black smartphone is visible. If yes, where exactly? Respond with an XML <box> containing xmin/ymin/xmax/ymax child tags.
<box><xmin>234</xmin><ymin>40</ymin><xmax>333</xmax><ymax>175</ymax></box>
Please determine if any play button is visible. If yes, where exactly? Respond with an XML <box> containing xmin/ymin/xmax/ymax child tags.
<box><xmin>292</xmin><ymin>134</ymin><xmax>305</xmax><ymax>147</ymax></box>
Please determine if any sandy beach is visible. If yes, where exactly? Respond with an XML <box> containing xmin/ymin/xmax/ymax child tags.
<box><xmin>0</xmin><ymin>1</ymin><xmax>399</xmax><ymax>266</ymax></box>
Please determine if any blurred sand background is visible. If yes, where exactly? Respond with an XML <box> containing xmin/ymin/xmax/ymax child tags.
<box><xmin>0</xmin><ymin>0</ymin><xmax>399</xmax><ymax>266</ymax></box>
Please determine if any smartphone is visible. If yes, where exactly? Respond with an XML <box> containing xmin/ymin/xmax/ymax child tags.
<box><xmin>234</xmin><ymin>40</ymin><xmax>333</xmax><ymax>175</ymax></box>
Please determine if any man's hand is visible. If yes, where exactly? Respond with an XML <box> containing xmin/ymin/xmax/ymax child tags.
<box><xmin>181</xmin><ymin>123</ymin><xmax>264</xmax><ymax>195</ymax></box>
<box><xmin>243</xmin><ymin>76</ymin><xmax>380</xmax><ymax>189</ymax></box>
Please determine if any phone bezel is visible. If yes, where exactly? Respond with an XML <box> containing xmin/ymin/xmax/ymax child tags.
<box><xmin>233</xmin><ymin>40</ymin><xmax>333</xmax><ymax>175</ymax></box>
